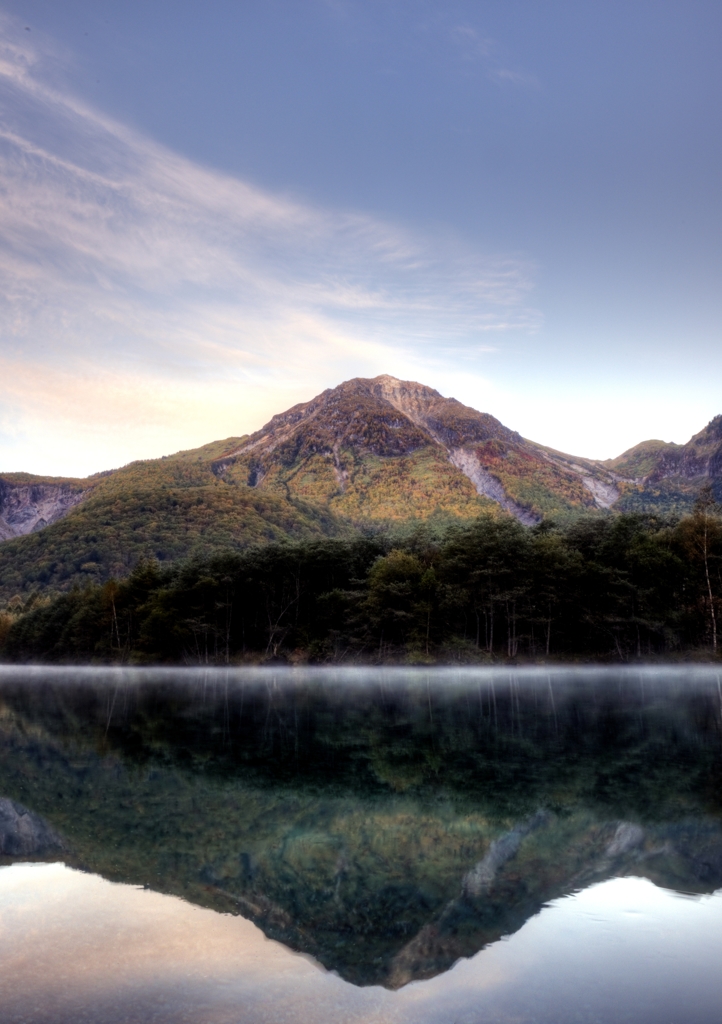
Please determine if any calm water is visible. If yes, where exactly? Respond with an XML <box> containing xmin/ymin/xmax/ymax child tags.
<box><xmin>1</xmin><ymin>665</ymin><xmax>722</xmax><ymax>1023</ymax></box>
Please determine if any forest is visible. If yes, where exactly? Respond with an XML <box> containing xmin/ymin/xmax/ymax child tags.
<box><xmin>1</xmin><ymin>487</ymin><xmax>720</xmax><ymax>664</ymax></box>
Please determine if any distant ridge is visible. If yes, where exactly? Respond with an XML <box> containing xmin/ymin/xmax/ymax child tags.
<box><xmin>0</xmin><ymin>375</ymin><xmax>720</xmax><ymax>600</ymax></box>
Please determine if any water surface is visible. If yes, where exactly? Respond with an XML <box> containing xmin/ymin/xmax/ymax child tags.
<box><xmin>1</xmin><ymin>665</ymin><xmax>721</xmax><ymax>1022</ymax></box>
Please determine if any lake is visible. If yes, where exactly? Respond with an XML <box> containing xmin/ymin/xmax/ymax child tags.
<box><xmin>1</xmin><ymin>665</ymin><xmax>721</xmax><ymax>1023</ymax></box>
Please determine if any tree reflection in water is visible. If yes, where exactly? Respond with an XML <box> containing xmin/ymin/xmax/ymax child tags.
<box><xmin>0</xmin><ymin>666</ymin><xmax>721</xmax><ymax>989</ymax></box>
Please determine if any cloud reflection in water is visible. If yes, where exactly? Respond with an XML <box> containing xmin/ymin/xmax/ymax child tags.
<box><xmin>2</xmin><ymin>864</ymin><xmax>722</xmax><ymax>1023</ymax></box>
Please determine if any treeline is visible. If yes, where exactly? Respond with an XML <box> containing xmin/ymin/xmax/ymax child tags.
<box><xmin>1</xmin><ymin>493</ymin><xmax>721</xmax><ymax>663</ymax></box>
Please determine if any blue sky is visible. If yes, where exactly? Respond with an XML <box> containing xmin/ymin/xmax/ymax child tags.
<box><xmin>0</xmin><ymin>0</ymin><xmax>720</xmax><ymax>475</ymax></box>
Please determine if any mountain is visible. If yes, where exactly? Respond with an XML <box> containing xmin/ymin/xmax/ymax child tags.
<box><xmin>210</xmin><ymin>374</ymin><xmax>648</xmax><ymax>523</ymax></box>
<box><xmin>0</xmin><ymin>375</ymin><xmax>720</xmax><ymax>602</ymax></box>
<box><xmin>606</xmin><ymin>415</ymin><xmax>722</xmax><ymax>514</ymax></box>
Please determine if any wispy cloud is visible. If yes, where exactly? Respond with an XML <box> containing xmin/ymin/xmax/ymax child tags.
<box><xmin>450</xmin><ymin>24</ymin><xmax>539</xmax><ymax>90</ymax></box>
<box><xmin>0</xmin><ymin>18</ymin><xmax>540</xmax><ymax>475</ymax></box>
<box><xmin>487</xmin><ymin>67</ymin><xmax>540</xmax><ymax>89</ymax></box>
<box><xmin>449</xmin><ymin>24</ymin><xmax>494</xmax><ymax>60</ymax></box>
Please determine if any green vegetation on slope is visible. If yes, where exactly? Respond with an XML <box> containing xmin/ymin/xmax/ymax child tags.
<box><xmin>0</xmin><ymin>442</ymin><xmax>353</xmax><ymax>603</ymax></box>
<box><xmin>3</xmin><ymin>491</ymin><xmax>720</xmax><ymax>663</ymax></box>
<box><xmin>614</xmin><ymin>478</ymin><xmax>707</xmax><ymax>516</ymax></box>
<box><xmin>0</xmin><ymin>471</ymin><xmax>88</xmax><ymax>488</ymax></box>
<box><xmin>227</xmin><ymin>444</ymin><xmax>499</xmax><ymax>521</ymax></box>
<box><xmin>603</xmin><ymin>439</ymin><xmax>679</xmax><ymax>479</ymax></box>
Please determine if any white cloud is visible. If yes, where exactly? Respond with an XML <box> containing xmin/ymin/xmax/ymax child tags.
<box><xmin>0</xmin><ymin>19</ymin><xmax>539</xmax><ymax>476</ymax></box>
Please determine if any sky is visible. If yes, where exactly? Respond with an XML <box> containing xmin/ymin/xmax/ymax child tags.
<box><xmin>0</xmin><ymin>0</ymin><xmax>721</xmax><ymax>476</ymax></box>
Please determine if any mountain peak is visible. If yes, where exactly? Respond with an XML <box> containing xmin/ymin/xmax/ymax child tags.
<box><xmin>210</xmin><ymin>376</ymin><xmax>598</xmax><ymax>525</ymax></box>
<box><xmin>217</xmin><ymin>374</ymin><xmax>519</xmax><ymax>468</ymax></box>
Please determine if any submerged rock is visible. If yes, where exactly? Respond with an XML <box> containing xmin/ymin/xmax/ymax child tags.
<box><xmin>0</xmin><ymin>798</ymin><xmax>63</xmax><ymax>856</ymax></box>
<box><xmin>462</xmin><ymin>810</ymin><xmax>550</xmax><ymax>896</ymax></box>
<box><xmin>606</xmin><ymin>822</ymin><xmax>645</xmax><ymax>858</ymax></box>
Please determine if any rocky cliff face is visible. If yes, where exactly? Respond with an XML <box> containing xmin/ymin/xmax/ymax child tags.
<box><xmin>603</xmin><ymin>415</ymin><xmax>722</xmax><ymax>514</ymax></box>
<box><xmin>647</xmin><ymin>415</ymin><xmax>722</xmax><ymax>482</ymax></box>
<box><xmin>0</xmin><ymin>478</ymin><xmax>88</xmax><ymax>542</ymax></box>
<box><xmin>606</xmin><ymin>417</ymin><xmax>722</xmax><ymax>486</ymax></box>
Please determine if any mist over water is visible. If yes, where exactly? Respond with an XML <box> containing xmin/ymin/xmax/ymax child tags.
<box><xmin>1</xmin><ymin>666</ymin><xmax>722</xmax><ymax>1022</ymax></box>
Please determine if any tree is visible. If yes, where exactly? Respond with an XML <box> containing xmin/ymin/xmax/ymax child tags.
<box><xmin>439</xmin><ymin>515</ymin><xmax>530</xmax><ymax>655</ymax></box>
<box><xmin>364</xmin><ymin>550</ymin><xmax>428</xmax><ymax>651</ymax></box>
<box><xmin>677</xmin><ymin>485</ymin><xmax>722</xmax><ymax>653</ymax></box>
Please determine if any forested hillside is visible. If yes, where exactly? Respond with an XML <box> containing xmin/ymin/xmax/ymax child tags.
<box><xmin>0</xmin><ymin>438</ymin><xmax>350</xmax><ymax>604</ymax></box>
<box><xmin>3</xmin><ymin>489</ymin><xmax>720</xmax><ymax>663</ymax></box>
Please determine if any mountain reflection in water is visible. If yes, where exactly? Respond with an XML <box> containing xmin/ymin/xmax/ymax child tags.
<box><xmin>1</xmin><ymin>666</ymin><xmax>722</xmax><ymax>1020</ymax></box>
